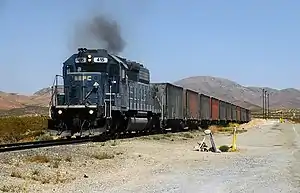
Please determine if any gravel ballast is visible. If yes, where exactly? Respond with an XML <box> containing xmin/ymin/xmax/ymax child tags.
<box><xmin>0</xmin><ymin>120</ymin><xmax>299</xmax><ymax>193</ymax></box>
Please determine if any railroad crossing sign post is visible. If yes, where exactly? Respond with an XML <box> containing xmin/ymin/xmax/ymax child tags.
<box><xmin>231</xmin><ymin>127</ymin><xmax>237</xmax><ymax>152</ymax></box>
<box><xmin>204</xmin><ymin>129</ymin><xmax>218</xmax><ymax>153</ymax></box>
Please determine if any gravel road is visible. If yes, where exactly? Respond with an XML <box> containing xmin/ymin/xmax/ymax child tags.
<box><xmin>0</xmin><ymin>120</ymin><xmax>299</xmax><ymax>193</ymax></box>
<box><xmin>104</xmin><ymin>121</ymin><xmax>300</xmax><ymax>193</ymax></box>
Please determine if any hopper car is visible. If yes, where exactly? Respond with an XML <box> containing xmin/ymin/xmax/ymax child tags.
<box><xmin>47</xmin><ymin>48</ymin><xmax>251</xmax><ymax>138</ymax></box>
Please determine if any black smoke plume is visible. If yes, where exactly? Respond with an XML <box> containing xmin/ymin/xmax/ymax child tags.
<box><xmin>89</xmin><ymin>16</ymin><xmax>126</xmax><ymax>53</ymax></box>
<box><xmin>73</xmin><ymin>15</ymin><xmax>126</xmax><ymax>54</ymax></box>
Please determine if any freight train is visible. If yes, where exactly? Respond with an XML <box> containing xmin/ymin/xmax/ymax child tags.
<box><xmin>47</xmin><ymin>48</ymin><xmax>251</xmax><ymax>138</ymax></box>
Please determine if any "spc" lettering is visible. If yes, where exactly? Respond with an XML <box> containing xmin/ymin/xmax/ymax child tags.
<box><xmin>74</xmin><ymin>76</ymin><xmax>92</xmax><ymax>81</ymax></box>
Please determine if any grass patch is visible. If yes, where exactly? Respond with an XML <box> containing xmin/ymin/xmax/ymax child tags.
<box><xmin>139</xmin><ymin>131</ymin><xmax>198</xmax><ymax>141</ymax></box>
<box><xmin>209</xmin><ymin>123</ymin><xmax>244</xmax><ymax>134</ymax></box>
<box><xmin>9</xmin><ymin>164</ymin><xmax>74</xmax><ymax>185</ymax></box>
<box><xmin>152</xmin><ymin>135</ymin><xmax>164</xmax><ymax>140</ymax></box>
<box><xmin>91</xmin><ymin>152</ymin><xmax>115</xmax><ymax>160</ymax></box>
<box><xmin>0</xmin><ymin>184</ymin><xmax>27</xmax><ymax>193</ymax></box>
<box><xmin>26</xmin><ymin>155</ymin><xmax>51</xmax><ymax>163</ymax></box>
<box><xmin>26</xmin><ymin>154</ymin><xmax>63</xmax><ymax>168</ymax></box>
<box><xmin>10</xmin><ymin>170</ymin><xmax>23</xmax><ymax>178</ymax></box>
<box><xmin>0</xmin><ymin>106</ymin><xmax>48</xmax><ymax>117</ymax></box>
<box><xmin>163</xmin><ymin>133</ymin><xmax>173</xmax><ymax>138</ymax></box>
<box><xmin>217</xmin><ymin>127</ymin><xmax>234</xmax><ymax>132</ymax></box>
<box><xmin>290</xmin><ymin>118</ymin><xmax>300</xmax><ymax>124</ymax></box>
<box><xmin>141</xmin><ymin>134</ymin><xmax>172</xmax><ymax>140</ymax></box>
<box><xmin>109</xmin><ymin>140</ymin><xmax>119</xmax><ymax>146</ymax></box>
<box><xmin>52</xmin><ymin>160</ymin><xmax>60</xmax><ymax>168</ymax></box>
<box><xmin>53</xmin><ymin>171</ymin><xmax>71</xmax><ymax>184</ymax></box>
<box><xmin>236</xmin><ymin>129</ymin><xmax>247</xmax><ymax>134</ymax></box>
<box><xmin>35</xmin><ymin>134</ymin><xmax>54</xmax><ymax>141</ymax></box>
<box><xmin>179</xmin><ymin>132</ymin><xmax>194</xmax><ymax>139</ymax></box>
<box><xmin>0</xmin><ymin>116</ymin><xmax>48</xmax><ymax>144</ymax></box>
<box><xmin>65</xmin><ymin>156</ymin><xmax>72</xmax><ymax>162</ymax></box>
<box><xmin>30</xmin><ymin>169</ymin><xmax>73</xmax><ymax>184</ymax></box>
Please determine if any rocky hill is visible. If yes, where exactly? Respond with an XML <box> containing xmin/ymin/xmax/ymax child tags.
<box><xmin>0</xmin><ymin>76</ymin><xmax>299</xmax><ymax>116</ymax></box>
<box><xmin>174</xmin><ymin>76</ymin><xmax>300</xmax><ymax>110</ymax></box>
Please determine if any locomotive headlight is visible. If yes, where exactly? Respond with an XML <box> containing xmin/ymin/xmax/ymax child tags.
<box><xmin>58</xmin><ymin>110</ymin><xmax>63</xmax><ymax>115</ymax></box>
<box><xmin>89</xmin><ymin>110</ymin><xmax>94</xmax><ymax>115</ymax></box>
<box><xmin>87</xmin><ymin>55</ymin><xmax>92</xmax><ymax>62</ymax></box>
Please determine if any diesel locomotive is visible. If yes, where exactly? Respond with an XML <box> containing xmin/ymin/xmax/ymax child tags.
<box><xmin>48</xmin><ymin>48</ymin><xmax>162</xmax><ymax>137</ymax></box>
<box><xmin>48</xmin><ymin>48</ymin><xmax>251</xmax><ymax>138</ymax></box>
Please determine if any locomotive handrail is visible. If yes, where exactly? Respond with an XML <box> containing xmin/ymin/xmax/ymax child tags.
<box><xmin>155</xmin><ymin>95</ymin><xmax>164</xmax><ymax>121</ymax></box>
<box><xmin>48</xmin><ymin>75</ymin><xmax>64</xmax><ymax>118</ymax></box>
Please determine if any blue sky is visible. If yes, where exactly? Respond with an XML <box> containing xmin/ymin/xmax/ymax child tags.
<box><xmin>1</xmin><ymin>0</ymin><xmax>299</xmax><ymax>94</ymax></box>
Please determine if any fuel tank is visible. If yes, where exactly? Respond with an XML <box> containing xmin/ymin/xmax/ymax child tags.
<box><xmin>126</xmin><ymin>117</ymin><xmax>149</xmax><ymax>131</ymax></box>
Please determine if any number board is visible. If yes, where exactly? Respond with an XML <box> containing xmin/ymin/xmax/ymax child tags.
<box><xmin>94</xmin><ymin>57</ymin><xmax>108</xmax><ymax>63</ymax></box>
<box><xmin>75</xmin><ymin>57</ymin><xmax>87</xmax><ymax>63</ymax></box>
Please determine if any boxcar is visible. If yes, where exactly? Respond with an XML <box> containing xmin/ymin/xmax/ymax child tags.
<box><xmin>226</xmin><ymin>102</ymin><xmax>232</xmax><ymax>121</ymax></box>
<box><xmin>241</xmin><ymin>108</ymin><xmax>247</xmax><ymax>123</ymax></box>
<box><xmin>151</xmin><ymin>83</ymin><xmax>184</xmax><ymax>120</ymax></box>
<box><xmin>219</xmin><ymin>100</ymin><xmax>227</xmax><ymax>122</ymax></box>
<box><xmin>232</xmin><ymin>105</ymin><xmax>237</xmax><ymax>122</ymax></box>
<box><xmin>240</xmin><ymin>108</ymin><xmax>244</xmax><ymax>122</ymax></box>
<box><xmin>211</xmin><ymin>97</ymin><xmax>219</xmax><ymax>121</ymax></box>
<box><xmin>185</xmin><ymin>89</ymin><xmax>200</xmax><ymax>120</ymax></box>
<box><xmin>200</xmin><ymin>94</ymin><xmax>211</xmax><ymax>121</ymax></box>
<box><xmin>236</xmin><ymin>106</ymin><xmax>241</xmax><ymax>123</ymax></box>
<box><xmin>246</xmin><ymin>109</ymin><xmax>251</xmax><ymax>122</ymax></box>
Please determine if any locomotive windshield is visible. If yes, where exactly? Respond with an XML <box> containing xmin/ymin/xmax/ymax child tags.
<box><xmin>75</xmin><ymin>63</ymin><xmax>107</xmax><ymax>72</ymax></box>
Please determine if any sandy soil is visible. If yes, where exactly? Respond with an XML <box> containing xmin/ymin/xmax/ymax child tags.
<box><xmin>0</xmin><ymin>120</ymin><xmax>299</xmax><ymax>193</ymax></box>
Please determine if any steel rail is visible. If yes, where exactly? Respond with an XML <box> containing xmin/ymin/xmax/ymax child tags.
<box><xmin>0</xmin><ymin>137</ymin><xmax>96</xmax><ymax>153</ymax></box>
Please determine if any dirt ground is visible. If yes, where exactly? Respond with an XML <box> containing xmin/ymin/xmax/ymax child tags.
<box><xmin>0</xmin><ymin>119</ymin><xmax>299</xmax><ymax>193</ymax></box>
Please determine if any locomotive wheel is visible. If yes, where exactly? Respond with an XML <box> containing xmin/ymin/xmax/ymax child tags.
<box><xmin>72</xmin><ymin>118</ymin><xmax>81</xmax><ymax>135</ymax></box>
<box><xmin>104</xmin><ymin>118</ymin><xmax>119</xmax><ymax>139</ymax></box>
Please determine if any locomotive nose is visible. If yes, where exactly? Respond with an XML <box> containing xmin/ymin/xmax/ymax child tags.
<box><xmin>65</xmin><ymin>73</ymin><xmax>107</xmax><ymax>106</ymax></box>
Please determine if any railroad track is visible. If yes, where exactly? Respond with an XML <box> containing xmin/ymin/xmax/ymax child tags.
<box><xmin>0</xmin><ymin>137</ymin><xmax>97</xmax><ymax>153</ymax></box>
<box><xmin>0</xmin><ymin>128</ymin><xmax>196</xmax><ymax>153</ymax></box>
<box><xmin>0</xmin><ymin>130</ymin><xmax>155</xmax><ymax>153</ymax></box>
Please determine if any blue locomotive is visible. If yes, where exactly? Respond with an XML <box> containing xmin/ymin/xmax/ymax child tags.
<box><xmin>48</xmin><ymin>48</ymin><xmax>162</xmax><ymax>137</ymax></box>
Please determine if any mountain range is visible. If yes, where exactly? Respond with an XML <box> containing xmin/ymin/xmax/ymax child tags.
<box><xmin>0</xmin><ymin>76</ymin><xmax>299</xmax><ymax>116</ymax></box>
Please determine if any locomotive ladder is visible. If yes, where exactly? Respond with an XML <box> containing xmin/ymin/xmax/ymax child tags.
<box><xmin>104</xmin><ymin>80</ymin><xmax>117</xmax><ymax>118</ymax></box>
<box><xmin>104</xmin><ymin>92</ymin><xmax>116</xmax><ymax>118</ymax></box>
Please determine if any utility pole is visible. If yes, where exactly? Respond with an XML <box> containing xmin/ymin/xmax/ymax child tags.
<box><xmin>262</xmin><ymin>88</ymin><xmax>265</xmax><ymax>119</ymax></box>
<box><xmin>264</xmin><ymin>90</ymin><xmax>267</xmax><ymax>119</ymax></box>
<box><xmin>267</xmin><ymin>93</ymin><xmax>270</xmax><ymax>119</ymax></box>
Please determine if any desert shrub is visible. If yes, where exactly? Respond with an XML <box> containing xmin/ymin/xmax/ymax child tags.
<box><xmin>291</xmin><ymin>118</ymin><xmax>300</xmax><ymax>123</ymax></box>
<box><xmin>219</xmin><ymin>145</ymin><xmax>230</xmax><ymax>152</ymax></box>
<box><xmin>0</xmin><ymin>115</ymin><xmax>48</xmax><ymax>143</ymax></box>
<box><xmin>208</xmin><ymin>123</ymin><xmax>241</xmax><ymax>134</ymax></box>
